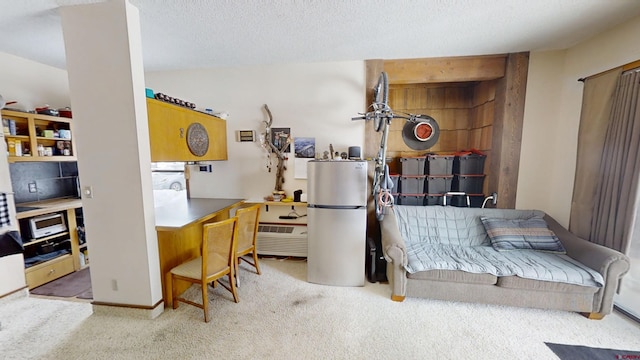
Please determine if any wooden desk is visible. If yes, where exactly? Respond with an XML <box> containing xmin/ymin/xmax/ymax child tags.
<box><xmin>155</xmin><ymin>198</ymin><xmax>244</xmax><ymax>305</ymax></box>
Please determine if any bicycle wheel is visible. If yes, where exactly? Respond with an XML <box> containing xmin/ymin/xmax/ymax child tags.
<box><xmin>374</xmin><ymin>72</ymin><xmax>389</xmax><ymax>106</ymax></box>
<box><xmin>373</xmin><ymin>72</ymin><xmax>389</xmax><ymax>132</ymax></box>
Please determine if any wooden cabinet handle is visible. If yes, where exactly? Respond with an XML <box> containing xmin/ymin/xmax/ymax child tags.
<box><xmin>48</xmin><ymin>269</ymin><xmax>56</xmax><ymax>276</ymax></box>
<box><xmin>180</xmin><ymin>128</ymin><xmax>184</xmax><ymax>138</ymax></box>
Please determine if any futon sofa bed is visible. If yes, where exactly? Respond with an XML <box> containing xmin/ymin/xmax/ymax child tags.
<box><xmin>380</xmin><ymin>205</ymin><xmax>630</xmax><ymax>318</ymax></box>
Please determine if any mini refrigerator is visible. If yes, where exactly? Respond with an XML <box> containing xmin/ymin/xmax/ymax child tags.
<box><xmin>307</xmin><ymin>160</ymin><xmax>367</xmax><ymax>286</ymax></box>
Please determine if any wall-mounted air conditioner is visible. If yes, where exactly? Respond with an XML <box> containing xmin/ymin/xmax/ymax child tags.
<box><xmin>256</xmin><ymin>223</ymin><xmax>307</xmax><ymax>257</ymax></box>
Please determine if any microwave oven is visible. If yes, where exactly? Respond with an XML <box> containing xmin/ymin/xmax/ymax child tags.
<box><xmin>29</xmin><ymin>213</ymin><xmax>67</xmax><ymax>239</ymax></box>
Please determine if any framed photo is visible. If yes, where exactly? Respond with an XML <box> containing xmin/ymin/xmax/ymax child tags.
<box><xmin>294</xmin><ymin>137</ymin><xmax>315</xmax><ymax>158</ymax></box>
<box><xmin>271</xmin><ymin>127</ymin><xmax>291</xmax><ymax>152</ymax></box>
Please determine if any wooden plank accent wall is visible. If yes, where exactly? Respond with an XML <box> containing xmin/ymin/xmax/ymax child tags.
<box><xmin>384</xmin><ymin>55</ymin><xmax>507</xmax><ymax>84</ymax></box>
<box><xmin>488</xmin><ymin>52</ymin><xmax>529</xmax><ymax>208</ymax></box>
<box><xmin>365</xmin><ymin>53</ymin><xmax>527</xmax><ymax>211</ymax></box>
<box><xmin>364</xmin><ymin>60</ymin><xmax>384</xmax><ymax>159</ymax></box>
<box><xmin>470</xmin><ymin>80</ymin><xmax>497</xmax><ymax>195</ymax></box>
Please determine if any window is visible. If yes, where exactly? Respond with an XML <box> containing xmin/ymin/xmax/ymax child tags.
<box><xmin>151</xmin><ymin>162</ymin><xmax>186</xmax><ymax>206</ymax></box>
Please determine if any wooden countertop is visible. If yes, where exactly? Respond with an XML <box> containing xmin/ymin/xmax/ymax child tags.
<box><xmin>15</xmin><ymin>197</ymin><xmax>83</xmax><ymax>219</ymax></box>
<box><xmin>154</xmin><ymin>197</ymin><xmax>244</xmax><ymax>231</ymax></box>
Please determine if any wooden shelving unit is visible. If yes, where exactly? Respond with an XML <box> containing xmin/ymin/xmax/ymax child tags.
<box><xmin>1</xmin><ymin>109</ymin><xmax>77</xmax><ymax>163</ymax></box>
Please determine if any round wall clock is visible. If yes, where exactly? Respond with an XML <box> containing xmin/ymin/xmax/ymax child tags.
<box><xmin>186</xmin><ymin>122</ymin><xmax>209</xmax><ymax>156</ymax></box>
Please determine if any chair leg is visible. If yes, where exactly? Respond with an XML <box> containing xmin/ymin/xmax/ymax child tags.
<box><xmin>235</xmin><ymin>256</ymin><xmax>240</xmax><ymax>288</ymax></box>
<box><xmin>167</xmin><ymin>272</ymin><xmax>174</xmax><ymax>309</ymax></box>
<box><xmin>202</xmin><ymin>281</ymin><xmax>209</xmax><ymax>323</ymax></box>
<box><xmin>229</xmin><ymin>270</ymin><xmax>239</xmax><ymax>303</ymax></box>
<box><xmin>171</xmin><ymin>274</ymin><xmax>179</xmax><ymax>310</ymax></box>
<box><xmin>252</xmin><ymin>251</ymin><xmax>261</xmax><ymax>275</ymax></box>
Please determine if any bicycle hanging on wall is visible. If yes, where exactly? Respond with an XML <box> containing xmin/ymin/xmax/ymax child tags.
<box><xmin>352</xmin><ymin>71</ymin><xmax>440</xmax><ymax>221</ymax></box>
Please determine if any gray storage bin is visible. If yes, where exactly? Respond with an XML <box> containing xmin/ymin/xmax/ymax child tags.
<box><xmin>398</xmin><ymin>194</ymin><xmax>425</xmax><ymax>206</ymax></box>
<box><xmin>426</xmin><ymin>155</ymin><xmax>454</xmax><ymax>175</ymax></box>
<box><xmin>453</xmin><ymin>174</ymin><xmax>485</xmax><ymax>194</ymax></box>
<box><xmin>425</xmin><ymin>194</ymin><xmax>444</xmax><ymax>206</ymax></box>
<box><xmin>453</xmin><ymin>154</ymin><xmax>486</xmax><ymax>175</ymax></box>
<box><xmin>425</xmin><ymin>175</ymin><xmax>453</xmax><ymax>194</ymax></box>
<box><xmin>400</xmin><ymin>157</ymin><xmax>426</xmax><ymax>175</ymax></box>
<box><xmin>399</xmin><ymin>175</ymin><xmax>426</xmax><ymax>194</ymax></box>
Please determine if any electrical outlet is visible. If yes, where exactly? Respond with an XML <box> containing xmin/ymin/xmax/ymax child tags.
<box><xmin>111</xmin><ymin>279</ymin><xmax>118</xmax><ymax>291</ymax></box>
<box><xmin>28</xmin><ymin>182</ymin><xmax>37</xmax><ymax>193</ymax></box>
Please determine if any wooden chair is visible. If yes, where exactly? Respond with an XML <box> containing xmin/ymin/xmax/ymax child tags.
<box><xmin>168</xmin><ymin>217</ymin><xmax>239</xmax><ymax>322</ymax></box>
<box><xmin>235</xmin><ymin>204</ymin><xmax>262</xmax><ymax>280</ymax></box>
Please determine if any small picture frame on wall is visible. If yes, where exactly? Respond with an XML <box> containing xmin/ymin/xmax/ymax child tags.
<box><xmin>294</xmin><ymin>137</ymin><xmax>315</xmax><ymax>158</ymax></box>
<box><xmin>271</xmin><ymin>127</ymin><xmax>291</xmax><ymax>152</ymax></box>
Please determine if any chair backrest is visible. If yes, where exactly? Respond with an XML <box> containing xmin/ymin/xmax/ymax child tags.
<box><xmin>235</xmin><ymin>204</ymin><xmax>261</xmax><ymax>253</ymax></box>
<box><xmin>202</xmin><ymin>217</ymin><xmax>238</xmax><ymax>277</ymax></box>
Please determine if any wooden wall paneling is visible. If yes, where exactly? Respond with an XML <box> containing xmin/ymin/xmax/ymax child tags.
<box><xmin>488</xmin><ymin>52</ymin><xmax>529</xmax><ymax>208</ymax></box>
<box><xmin>438</xmin><ymin>130</ymin><xmax>459</xmax><ymax>152</ymax></box>
<box><xmin>454</xmin><ymin>108</ymin><xmax>471</xmax><ymax>130</ymax></box>
<box><xmin>364</xmin><ymin>60</ymin><xmax>384</xmax><ymax>159</ymax></box>
<box><xmin>388</xmin><ymin>87</ymin><xmax>405</xmax><ymax>109</ymax></box>
<box><xmin>472</xmin><ymin>80</ymin><xmax>497</xmax><ymax>106</ymax></box>
<box><xmin>444</xmin><ymin>86</ymin><xmax>472</xmax><ymax>109</ymax></box>
<box><xmin>469</xmin><ymin>128</ymin><xmax>482</xmax><ymax>149</ymax></box>
<box><xmin>480</xmin><ymin>126</ymin><xmax>493</xmax><ymax>150</ymax></box>
<box><xmin>455</xmin><ymin>130</ymin><xmax>470</xmax><ymax>151</ymax></box>
<box><xmin>483</xmin><ymin>150</ymin><xmax>493</xmax><ymax>195</ymax></box>
<box><xmin>384</xmin><ymin>55</ymin><xmax>507</xmax><ymax>84</ymax></box>
<box><xmin>436</xmin><ymin>108</ymin><xmax>457</xmax><ymax>130</ymax></box>
<box><xmin>427</xmin><ymin>87</ymin><xmax>446</xmax><ymax>108</ymax></box>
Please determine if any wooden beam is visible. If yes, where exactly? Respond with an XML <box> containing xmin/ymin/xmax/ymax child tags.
<box><xmin>488</xmin><ymin>52</ymin><xmax>529</xmax><ymax>209</ymax></box>
<box><xmin>384</xmin><ymin>55</ymin><xmax>507</xmax><ymax>85</ymax></box>
<box><xmin>364</xmin><ymin>60</ymin><xmax>384</xmax><ymax>159</ymax></box>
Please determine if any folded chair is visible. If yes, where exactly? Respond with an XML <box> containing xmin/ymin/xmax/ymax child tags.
<box><xmin>168</xmin><ymin>217</ymin><xmax>239</xmax><ymax>322</ymax></box>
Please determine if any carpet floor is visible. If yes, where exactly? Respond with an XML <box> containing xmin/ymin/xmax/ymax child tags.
<box><xmin>2</xmin><ymin>258</ymin><xmax>640</xmax><ymax>360</ymax></box>
<box><xmin>29</xmin><ymin>267</ymin><xmax>91</xmax><ymax>299</ymax></box>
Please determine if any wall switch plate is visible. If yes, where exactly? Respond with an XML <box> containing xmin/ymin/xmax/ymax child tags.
<box><xmin>28</xmin><ymin>182</ymin><xmax>37</xmax><ymax>193</ymax></box>
<box><xmin>83</xmin><ymin>186</ymin><xmax>93</xmax><ymax>198</ymax></box>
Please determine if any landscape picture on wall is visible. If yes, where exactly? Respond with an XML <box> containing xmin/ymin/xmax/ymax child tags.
<box><xmin>294</xmin><ymin>137</ymin><xmax>315</xmax><ymax>158</ymax></box>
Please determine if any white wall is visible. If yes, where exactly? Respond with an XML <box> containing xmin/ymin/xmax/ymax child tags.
<box><xmin>518</xmin><ymin>15</ymin><xmax>640</xmax><ymax>226</ymax></box>
<box><xmin>0</xmin><ymin>52</ymin><xmax>70</xmax><ymax>297</ymax></box>
<box><xmin>145</xmin><ymin>61</ymin><xmax>366</xmax><ymax>201</ymax></box>
<box><xmin>0</xmin><ymin>52</ymin><xmax>70</xmax><ymax>111</ymax></box>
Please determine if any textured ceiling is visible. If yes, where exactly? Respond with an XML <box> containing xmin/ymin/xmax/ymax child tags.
<box><xmin>1</xmin><ymin>0</ymin><xmax>640</xmax><ymax>71</ymax></box>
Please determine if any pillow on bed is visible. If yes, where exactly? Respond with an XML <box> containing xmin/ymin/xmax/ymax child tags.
<box><xmin>480</xmin><ymin>216</ymin><xmax>566</xmax><ymax>253</ymax></box>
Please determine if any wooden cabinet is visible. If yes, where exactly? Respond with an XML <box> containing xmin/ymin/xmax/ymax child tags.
<box><xmin>147</xmin><ymin>99</ymin><xmax>227</xmax><ymax>162</ymax></box>
<box><xmin>25</xmin><ymin>254</ymin><xmax>75</xmax><ymax>289</ymax></box>
<box><xmin>1</xmin><ymin>109</ymin><xmax>77</xmax><ymax>163</ymax></box>
<box><xmin>17</xmin><ymin>199</ymin><xmax>85</xmax><ymax>289</ymax></box>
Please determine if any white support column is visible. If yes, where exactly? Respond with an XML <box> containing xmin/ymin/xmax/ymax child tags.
<box><xmin>60</xmin><ymin>0</ymin><xmax>163</xmax><ymax>317</ymax></box>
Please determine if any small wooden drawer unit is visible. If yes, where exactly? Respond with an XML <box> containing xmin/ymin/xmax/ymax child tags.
<box><xmin>25</xmin><ymin>254</ymin><xmax>75</xmax><ymax>289</ymax></box>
